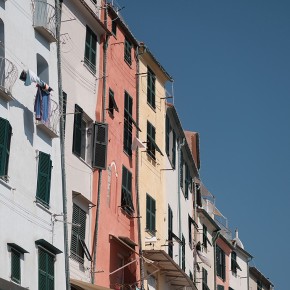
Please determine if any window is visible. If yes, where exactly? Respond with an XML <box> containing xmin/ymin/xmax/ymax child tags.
<box><xmin>181</xmin><ymin>235</ymin><xmax>185</xmax><ymax>271</ymax></box>
<box><xmin>257</xmin><ymin>280</ymin><xmax>262</xmax><ymax>290</ymax></box>
<box><xmin>231</xmin><ymin>251</ymin><xmax>241</xmax><ymax>274</ymax></box>
<box><xmin>72</xmin><ymin>104</ymin><xmax>93</xmax><ymax>163</ymax></box>
<box><xmin>0</xmin><ymin>117</ymin><xmax>12</xmax><ymax>179</ymax></box>
<box><xmin>37</xmin><ymin>53</ymin><xmax>49</xmax><ymax>84</ymax></box>
<box><xmin>121</xmin><ymin>166</ymin><xmax>134</xmax><ymax>215</ymax></box>
<box><xmin>168</xmin><ymin>205</ymin><xmax>173</xmax><ymax>258</ymax></box>
<box><xmin>123</xmin><ymin>92</ymin><xmax>133</xmax><ymax>156</ymax></box>
<box><xmin>203</xmin><ymin>224</ymin><xmax>208</xmax><ymax>249</ymax></box>
<box><xmin>188</xmin><ymin>215</ymin><xmax>198</xmax><ymax>248</ymax></box>
<box><xmin>165</xmin><ymin>114</ymin><xmax>176</xmax><ymax>168</ymax></box>
<box><xmin>147</xmin><ymin>121</ymin><xmax>156</xmax><ymax>160</ymax></box>
<box><xmin>147</xmin><ymin>66</ymin><xmax>155</xmax><ymax>109</ymax></box>
<box><xmin>71</xmin><ymin>203</ymin><xmax>91</xmax><ymax>264</ymax></box>
<box><xmin>36</xmin><ymin>151</ymin><xmax>52</xmax><ymax>207</ymax></box>
<box><xmin>202</xmin><ymin>268</ymin><xmax>210</xmax><ymax>290</ymax></box>
<box><xmin>38</xmin><ymin>248</ymin><xmax>54</xmax><ymax>290</ymax></box>
<box><xmin>124</xmin><ymin>37</ymin><xmax>132</xmax><ymax>65</ymax></box>
<box><xmin>217</xmin><ymin>286</ymin><xmax>224</xmax><ymax>290</ymax></box>
<box><xmin>184</xmin><ymin>163</ymin><xmax>190</xmax><ymax>199</ymax></box>
<box><xmin>108</xmin><ymin>88</ymin><xmax>119</xmax><ymax>116</ymax></box>
<box><xmin>146</xmin><ymin>194</ymin><xmax>156</xmax><ymax>234</ymax></box>
<box><xmin>112</xmin><ymin>19</ymin><xmax>117</xmax><ymax>36</ymax></box>
<box><xmin>180</xmin><ymin>150</ymin><xmax>184</xmax><ymax>189</ymax></box>
<box><xmin>11</xmin><ymin>248</ymin><xmax>21</xmax><ymax>284</ymax></box>
<box><xmin>216</xmin><ymin>246</ymin><xmax>226</xmax><ymax>280</ymax></box>
<box><xmin>92</xmin><ymin>122</ymin><xmax>108</xmax><ymax>170</ymax></box>
<box><xmin>62</xmin><ymin>91</ymin><xmax>67</xmax><ymax>135</ymax></box>
<box><xmin>84</xmin><ymin>25</ymin><xmax>97</xmax><ymax>73</ymax></box>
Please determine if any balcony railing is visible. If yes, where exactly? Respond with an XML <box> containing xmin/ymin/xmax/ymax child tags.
<box><xmin>0</xmin><ymin>57</ymin><xmax>18</xmax><ymax>101</ymax></box>
<box><xmin>36</xmin><ymin>99</ymin><xmax>59</xmax><ymax>138</ymax></box>
<box><xmin>33</xmin><ymin>0</ymin><xmax>56</xmax><ymax>42</ymax></box>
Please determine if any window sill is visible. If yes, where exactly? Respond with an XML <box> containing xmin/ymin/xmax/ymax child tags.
<box><xmin>147</xmin><ymin>102</ymin><xmax>156</xmax><ymax>112</ymax></box>
<box><xmin>145</xmin><ymin>229</ymin><xmax>156</xmax><ymax>236</ymax></box>
<box><xmin>0</xmin><ymin>177</ymin><xmax>15</xmax><ymax>191</ymax></box>
<box><xmin>35</xmin><ymin>199</ymin><xmax>51</xmax><ymax>214</ymax></box>
<box><xmin>120</xmin><ymin>206</ymin><xmax>134</xmax><ymax>217</ymax></box>
<box><xmin>82</xmin><ymin>60</ymin><xmax>96</xmax><ymax>76</ymax></box>
<box><xmin>124</xmin><ymin>58</ymin><xmax>132</xmax><ymax>68</ymax></box>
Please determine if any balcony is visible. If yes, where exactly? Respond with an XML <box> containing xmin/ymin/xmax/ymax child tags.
<box><xmin>33</xmin><ymin>1</ymin><xmax>56</xmax><ymax>42</ymax></box>
<box><xmin>0</xmin><ymin>57</ymin><xmax>18</xmax><ymax>102</ymax></box>
<box><xmin>36</xmin><ymin>99</ymin><xmax>59</xmax><ymax>138</ymax></box>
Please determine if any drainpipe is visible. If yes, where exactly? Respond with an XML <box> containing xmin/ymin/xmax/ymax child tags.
<box><xmin>177</xmin><ymin>138</ymin><xmax>185</xmax><ymax>266</ymax></box>
<box><xmin>212</xmin><ymin>230</ymin><xmax>220</xmax><ymax>290</ymax></box>
<box><xmin>55</xmin><ymin>0</ymin><xmax>70</xmax><ymax>289</ymax></box>
<box><xmin>92</xmin><ymin>3</ymin><xmax>109</xmax><ymax>284</ymax></box>
<box><xmin>135</xmin><ymin>45</ymin><xmax>144</xmax><ymax>290</ymax></box>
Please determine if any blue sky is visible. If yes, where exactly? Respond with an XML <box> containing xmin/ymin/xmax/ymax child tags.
<box><xmin>119</xmin><ymin>0</ymin><xmax>290</xmax><ymax>288</ymax></box>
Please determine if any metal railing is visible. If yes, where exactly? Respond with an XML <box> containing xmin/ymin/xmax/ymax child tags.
<box><xmin>0</xmin><ymin>57</ymin><xmax>18</xmax><ymax>97</ymax></box>
<box><xmin>33</xmin><ymin>0</ymin><xmax>56</xmax><ymax>40</ymax></box>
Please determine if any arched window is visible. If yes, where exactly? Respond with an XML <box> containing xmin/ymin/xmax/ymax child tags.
<box><xmin>36</xmin><ymin>53</ymin><xmax>49</xmax><ymax>84</ymax></box>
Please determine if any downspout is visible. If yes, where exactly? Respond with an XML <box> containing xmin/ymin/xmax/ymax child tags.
<box><xmin>92</xmin><ymin>3</ymin><xmax>109</xmax><ymax>284</ymax></box>
<box><xmin>55</xmin><ymin>0</ymin><xmax>70</xmax><ymax>289</ymax></box>
<box><xmin>177</xmin><ymin>138</ymin><xmax>185</xmax><ymax>266</ymax></box>
<box><xmin>212</xmin><ymin>230</ymin><xmax>220</xmax><ymax>290</ymax></box>
<box><xmin>135</xmin><ymin>45</ymin><xmax>144</xmax><ymax>290</ymax></box>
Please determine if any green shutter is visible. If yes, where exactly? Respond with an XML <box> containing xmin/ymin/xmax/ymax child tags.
<box><xmin>147</xmin><ymin>67</ymin><xmax>156</xmax><ymax>108</ymax></box>
<box><xmin>146</xmin><ymin>194</ymin><xmax>156</xmax><ymax>233</ymax></box>
<box><xmin>0</xmin><ymin>117</ymin><xmax>12</xmax><ymax>177</ymax></box>
<box><xmin>11</xmin><ymin>249</ymin><xmax>21</xmax><ymax>284</ymax></box>
<box><xmin>168</xmin><ymin>205</ymin><xmax>173</xmax><ymax>257</ymax></box>
<box><xmin>172</xmin><ymin>130</ymin><xmax>176</xmax><ymax>168</ymax></box>
<box><xmin>203</xmin><ymin>224</ymin><xmax>208</xmax><ymax>248</ymax></box>
<box><xmin>165</xmin><ymin>115</ymin><xmax>170</xmax><ymax>156</ymax></box>
<box><xmin>85</xmin><ymin>26</ymin><xmax>97</xmax><ymax>72</ymax></box>
<box><xmin>92</xmin><ymin>122</ymin><xmax>108</xmax><ymax>170</ymax></box>
<box><xmin>36</xmin><ymin>152</ymin><xmax>52</xmax><ymax>206</ymax></box>
<box><xmin>180</xmin><ymin>151</ymin><xmax>184</xmax><ymax>188</ymax></box>
<box><xmin>121</xmin><ymin>166</ymin><xmax>134</xmax><ymax>214</ymax></box>
<box><xmin>38</xmin><ymin>248</ymin><xmax>54</xmax><ymax>290</ymax></box>
<box><xmin>72</xmin><ymin>104</ymin><xmax>83</xmax><ymax>156</ymax></box>
<box><xmin>123</xmin><ymin>92</ymin><xmax>133</xmax><ymax>156</ymax></box>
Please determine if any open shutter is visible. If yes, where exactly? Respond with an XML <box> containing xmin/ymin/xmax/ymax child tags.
<box><xmin>92</xmin><ymin>122</ymin><xmax>108</xmax><ymax>170</ymax></box>
<box><xmin>0</xmin><ymin>117</ymin><xmax>12</xmax><ymax>177</ymax></box>
<box><xmin>72</xmin><ymin>104</ymin><xmax>83</xmax><ymax>156</ymax></box>
<box><xmin>36</xmin><ymin>152</ymin><xmax>52</xmax><ymax>206</ymax></box>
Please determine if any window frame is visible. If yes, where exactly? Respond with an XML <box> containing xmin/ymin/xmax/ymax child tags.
<box><xmin>84</xmin><ymin>25</ymin><xmax>97</xmax><ymax>73</ymax></box>
<box><xmin>124</xmin><ymin>37</ymin><xmax>132</xmax><ymax>65</ymax></box>
<box><xmin>11</xmin><ymin>248</ymin><xmax>21</xmax><ymax>284</ymax></box>
<box><xmin>146</xmin><ymin>194</ymin><xmax>156</xmax><ymax>234</ymax></box>
<box><xmin>121</xmin><ymin>166</ymin><xmax>134</xmax><ymax>215</ymax></box>
<box><xmin>216</xmin><ymin>245</ymin><xmax>226</xmax><ymax>280</ymax></box>
<box><xmin>0</xmin><ymin>117</ymin><xmax>12</xmax><ymax>180</ymax></box>
<box><xmin>147</xmin><ymin>121</ymin><xmax>156</xmax><ymax>160</ymax></box>
<box><xmin>147</xmin><ymin>66</ymin><xmax>156</xmax><ymax>109</ymax></box>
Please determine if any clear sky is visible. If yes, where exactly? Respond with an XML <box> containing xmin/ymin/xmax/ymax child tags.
<box><xmin>118</xmin><ymin>0</ymin><xmax>290</xmax><ymax>288</ymax></box>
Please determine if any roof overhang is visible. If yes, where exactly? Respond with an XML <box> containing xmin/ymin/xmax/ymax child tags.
<box><xmin>0</xmin><ymin>278</ymin><xmax>29</xmax><ymax>290</ymax></box>
<box><xmin>143</xmin><ymin>250</ymin><xmax>198</xmax><ymax>290</ymax></box>
<box><xmin>71</xmin><ymin>279</ymin><xmax>113</xmax><ymax>290</ymax></box>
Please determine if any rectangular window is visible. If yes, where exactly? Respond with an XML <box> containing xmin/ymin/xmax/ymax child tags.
<box><xmin>108</xmin><ymin>88</ymin><xmax>119</xmax><ymax>116</ymax></box>
<box><xmin>62</xmin><ymin>91</ymin><xmax>67</xmax><ymax>136</ymax></box>
<box><xmin>146</xmin><ymin>194</ymin><xmax>156</xmax><ymax>234</ymax></box>
<box><xmin>124</xmin><ymin>38</ymin><xmax>132</xmax><ymax>65</ymax></box>
<box><xmin>38</xmin><ymin>248</ymin><xmax>54</xmax><ymax>290</ymax></box>
<box><xmin>71</xmin><ymin>203</ymin><xmax>88</xmax><ymax>264</ymax></box>
<box><xmin>182</xmin><ymin>235</ymin><xmax>185</xmax><ymax>271</ymax></box>
<box><xmin>180</xmin><ymin>150</ymin><xmax>184</xmax><ymax>189</ymax></box>
<box><xmin>72</xmin><ymin>104</ymin><xmax>83</xmax><ymax>157</ymax></box>
<box><xmin>0</xmin><ymin>117</ymin><xmax>12</xmax><ymax>179</ymax></box>
<box><xmin>121</xmin><ymin>166</ymin><xmax>134</xmax><ymax>215</ymax></box>
<box><xmin>216</xmin><ymin>246</ymin><xmax>226</xmax><ymax>280</ymax></box>
<box><xmin>112</xmin><ymin>19</ymin><xmax>117</xmax><ymax>36</ymax></box>
<box><xmin>202</xmin><ymin>268</ymin><xmax>209</xmax><ymax>290</ymax></box>
<box><xmin>231</xmin><ymin>251</ymin><xmax>241</xmax><ymax>274</ymax></box>
<box><xmin>203</xmin><ymin>224</ymin><xmax>208</xmax><ymax>249</ymax></box>
<box><xmin>184</xmin><ymin>163</ymin><xmax>190</xmax><ymax>199</ymax></box>
<box><xmin>124</xmin><ymin>92</ymin><xmax>133</xmax><ymax>156</ymax></box>
<box><xmin>84</xmin><ymin>25</ymin><xmax>97</xmax><ymax>73</ymax></box>
<box><xmin>36</xmin><ymin>152</ymin><xmax>52</xmax><ymax>207</ymax></box>
<box><xmin>257</xmin><ymin>280</ymin><xmax>262</xmax><ymax>290</ymax></box>
<box><xmin>147</xmin><ymin>66</ymin><xmax>156</xmax><ymax>109</ymax></box>
<box><xmin>168</xmin><ymin>205</ymin><xmax>173</xmax><ymax>258</ymax></box>
<box><xmin>147</xmin><ymin>121</ymin><xmax>156</xmax><ymax>160</ymax></box>
<box><xmin>11</xmin><ymin>248</ymin><xmax>21</xmax><ymax>284</ymax></box>
<box><xmin>92</xmin><ymin>122</ymin><xmax>108</xmax><ymax>170</ymax></box>
<box><xmin>165</xmin><ymin>114</ymin><xmax>176</xmax><ymax>168</ymax></box>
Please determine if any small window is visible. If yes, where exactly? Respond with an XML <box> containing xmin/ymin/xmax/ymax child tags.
<box><xmin>216</xmin><ymin>246</ymin><xmax>226</xmax><ymax>280</ymax></box>
<box><xmin>121</xmin><ymin>166</ymin><xmax>134</xmax><ymax>215</ymax></box>
<box><xmin>147</xmin><ymin>66</ymin><xmax>156</xmax><ymax>109</ymax></box>
<box><xmin>147</xmin><ymin>121</ymin><xmax>156</xmax><ymax>160</ymax></box>
<box><xmin>168</xmin><ymin>205</ymin><xmax>173</xmax><ymax>258</ymax></box>
<box><xmin>203</xmin><ymin>224</ymin><xmax>208</xmax><ymax>249</ymax></box>
<box><xmin>71</xmin><ymin>203</ymin><xmax>91</xmax><ymax>264</ymax></box>
<box><xmin>36</xmin><ymin>151</ymin><xmax>52</xmax><ymax>207</ymax></box>
<box><xmin>84</xmin><ymin>25</ymin><xmax>97</xmax><ymax>73</ymax></box>
<box><xmin>146</xmin><ymin>194</ymin><xmax>156</xmax><ymax>234</ymax></box>
<box><xmin>36</xmin><ymin>53</ymin><xmax>49</xmax><ymax>84</ymax></box>
<box><xmin>112</xmin><ymin>19</ymin><xmax>117</xmax><ymax>36</ymax></box>
<box><xmin>11</xmin><ymin>248</ymin><xmax>21</xmax><ymax>284</ymax></box>
<box><xmin>165</xmin><ymin>114</ymin><xmax>176</xmax><ymax>168</ymax></box>
<box><xmin>181</xmin><ymin>235</ymin><xmax>185</xmax><ymax>271</ymax></box>
<box><xmin>231</xmin><ymin>251</ymin><xmax>241</xmax><ymax>274</ymax></box>
<box><xmin>123</xmin><ymin>92</ymin><xmax>133</xmax><ymax>156</ymax></box>
<box><xmin>0</xmin><ymin>117</ymin><xmax>12</xmax><ymax>180</ymax></box>
<box><xmin>184</xmin><ymin>163</ymin><xmax>190</xmax><ymax>199</ymax></box>
<box><xmin>124</xmin><ymin>38</ymin><xmax>132</xmax><ymax>65</ymax></box>
<box><xmin>108</xmin><ymin>89</ymin><xmax>119</xmax><ymax>116</ymax></box>
<box><xmin>38</xmin><ymin>248</ymin><xmax>54</xmax><ymax>290</ymax></box>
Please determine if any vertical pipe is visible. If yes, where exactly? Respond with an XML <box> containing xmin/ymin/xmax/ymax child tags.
<box><xmin>92</xmin><ymin>1</ymin><xmax>109</xmax><ymax>283</ymax></box>
<box><xmin>55</xmin><ymin>0</ymin><xmax>70</xmax><ymax>289</ymax></box>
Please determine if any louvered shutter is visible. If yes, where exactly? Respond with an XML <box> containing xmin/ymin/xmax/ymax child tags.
<box><xmin>172</xmin><ymin>130</ymin><xmax>176</xmax><ymax>168</ymax></box>
<box><xmin>11</xmin><ymin>249</ymin><xmax>21</xmax><ymax>283</ymax></box>
<box><xmin>47</xmin><ymin>253</ymin><xmax>54</xmax><ymax>290</ymax></box>
<box><xmin>72</xmin><ymin>104</ymin><xmax>83</xmax><ymax>156</ymax></box>
<box><xmin>36</xmin><ymin>152</ymin><xmax>52</xmax><ymax>206</ymax></box>
<box><xmin>92</xmin><ymin>122</ymin><xmax>108</xmax><ymax>170</ymax></box>
<box><xmin>165</xmin><ymin>115</ymin><xmax>170</xmax><ymax>156</ymax></box>
<box><xmin>0</xmin><ymin>117</ymin><xmax>12</xmax><ymax>177</ymax></box>
<box><xmin>39</xmin><ymin>249</ymin><xmax>47</xmax><ymax>290</ymax></box>
<box><xmin>152</xmin><ymin>197</ymin><xmax>156</xmax><ymax>232</ymax></box>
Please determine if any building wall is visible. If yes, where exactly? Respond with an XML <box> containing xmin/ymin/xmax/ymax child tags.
<box><xmin>0</xmin><ymin>0</ymin><xmax>65</xmax><ymax>289</ymax></box>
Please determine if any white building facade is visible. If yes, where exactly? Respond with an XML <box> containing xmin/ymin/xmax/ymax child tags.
<box><xmin>0</xmin><ymin>0</ymin><xmax>66</xmax><ymax>289</ymax></box>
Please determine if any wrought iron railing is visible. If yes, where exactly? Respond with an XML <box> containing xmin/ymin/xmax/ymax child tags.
<box><xmin>32</xmin><ymin>0</ymin><xmax>56</xmax><ymax>40</ymax></box>
<box><xmin>0</xmin><ymin>57</ymin><xmax>18</xmax><ymax>97</ymax></box>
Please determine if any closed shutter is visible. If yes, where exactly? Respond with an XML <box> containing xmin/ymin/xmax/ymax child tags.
<box><xmin>11</xmin><ymin>249</ymin><xmax>21</xmax><ymax>283</ymax></box>
<box><xmin>146</xmin><ymin>194</ymin><xmax>156</xmax><ymax>233</ymax></box>
<box><xmin>168</xmin><ymin>206</ymin><xmax>173</xmax><ymax>257</ymax></box>
<box><xmin>0</xmin><ymin>117</ymin><xmax>12</xmax><ymax>177</ymax></box>
<box><xmin>72</xmin><ymin>104</ymin><xmax>83</xmax><ymax>156</ymax></box>
<box><xmin>180</xmin><ymin>151</ymin><xmax>183</xmax><ymax>188</ymax></box>
<box><xmin>172</xmin><ymin>130</ymin><xmax>176</xmax><ymax>168</ymax></box>
<box><xmin>217</xmin><ymin>286</ymin><xmax>224</xmax><ymax>290</ymax></box>
<box><xmin>36</xmin><ymin>152</ymin><xmax>52</xmax><ymax>206</ymax></box>
<box><xmin>92</xmin><ymin>122</ymin><xmax>108</xmax><ymax>170</ymax></box>
<box><xmin>165</xmin><ymin>115</ymin><xmax>170</xmax><ymax>156</ymax></box>
<box><xmin>38</xmin><ymin>248</ymin><xmax>54</xmax><ymax>290</ymax></box>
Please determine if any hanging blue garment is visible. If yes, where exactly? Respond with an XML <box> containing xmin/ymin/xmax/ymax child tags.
<box><xmin>42</xmin><ymin>90</ymin><xmax>50</xmax><ymax>123</ymax></box>
<box><xmin>34</xmin><ymin>87</ymin><xmax>42</xmax><ymax>120</ymax></box>
<box><xmin>34</xmin><ymin>86</ymin><xmax>51</xmax><ymax>122</ymax></box>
